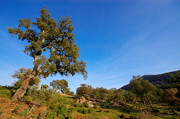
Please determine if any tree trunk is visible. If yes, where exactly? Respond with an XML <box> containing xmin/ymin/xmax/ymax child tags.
<box><xmin>12</xmin><ymin>75</ymin><xmax>34</xmax><ymax>100</ymax></box>
<box><xmin>146</xmin><ymin>96</ymin><xmax>155</xmax><ymax>111</ymax></box>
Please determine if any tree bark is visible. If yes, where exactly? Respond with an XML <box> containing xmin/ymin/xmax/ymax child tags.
<box><xmin>12</xmin><ymin>75</ymin><xmax>34</xmax><ymax>100</ymax></box>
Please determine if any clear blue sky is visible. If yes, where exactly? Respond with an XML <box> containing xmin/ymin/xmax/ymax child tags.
<box><xmin>1</xmin><ymin>0</ymin><xmax>180</xmax><ymax>92</ymax></box>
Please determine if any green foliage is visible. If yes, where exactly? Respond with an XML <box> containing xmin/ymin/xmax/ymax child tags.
<box><xmin>129</xmin><ymin>76</ymin><xmax>159</xmax><ymax>110</ymax></box>
<box><xmin>57</xmin><ymin>105</ymin><xmax>68</xmax><ymax>115</ymax></box>
<box><xmin>23</xmin><ymin>96</ymin><xmax>33</xmax><ymax>101</ymax></box>
<box><xmin>58</xmin><ymin>114</ymin><xmax>65</xmax><ymax>119</ymax></box>
<box><xmin>123</xmin><ymin>91</ymin><xmax>137</xmax><ymax>103</ymax></box>
<box><xmin>110</xmin><ymin>89</ymin><xmax>125</xmax><ymax>102</ymax></box>
<box><xmin>166</xmin><ymin>71</ymin><xmax>180</xmax><ymax>98</ymax></box>
<box><xmin>9</xmin><ymin>7</ymin><xmax>87</xmax><ymax>100</ymax></box>
<box><xmin>27</xmin><ymin>86</ymin><xmax>74</xmax><ymax>118</ymax></box>
<box><xmin>47</xmin><ymin>111</ymin><xmax>56</xmax><ymax>119</ymax></box>
<box><xmin>166</xmin><ymin>71</ymin><xmax>180</xmax><ymax>88</ymax></box>
<box><xmin>8</xmin><ymin>7</ymin><xmax>87</xmax><ymax>79</ymax></box>
<box><xmin>0</xmin><ymin>86</ymin><xmax>13</xmax><ymax>98</ymax></box>
<box><xmin>77</xmin><ymin>108</ymin><xmax>89</xmax><ymax>114</ymax></box>
<box><xmin>41</xmin><ymin>84</ymin><xmax>49</xmax><ymax>90</ymax></box>
<box><xmin>88</xmin><ymin>108</ymin><xmax>93</xmax><ymax>113</ymax></box>
<box><xmin>73</xmin><ymin>103</ymin><xmax>82</xmax><ymax>107</ymax></box>
<box><xmin>12</xmin><ymin>68</ymin><xmax>41</xmax><ymax>89</ymax></box>
<box><xmin>83</xmin><ymin>102</ymin><xmax>89</xmax><ymax>108</ymax></box>
<box><xmin>76</xmin><ymin>84</ymin><xmax>93</xmax><ymax>98</ymax></box>
<box><xmin>27</xmin><ymin>88</ymin><xmax>56</xmax><ymax>104</ymax></box>
<box><xmin>130</xmin><ymin>77</ymin><xmax>158</xmax><ymax>101</ymax></box>
<box><xmin>64</xmin><ymin>88</ymin><xmax>74</xmax><ymax>95</ymax></box>
<box><xmin>50</xmin><ymin>79</ymin><xmax>68</xmax><ymax>93</ymax></box>
<box><xmin>91</xmin><ymin>87</ymin><xmax>115</xmax><ymax>102</ymax></box>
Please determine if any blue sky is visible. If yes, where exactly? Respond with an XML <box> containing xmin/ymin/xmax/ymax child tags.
<box><xmin>1</xmin><ymin>0</ymin><xmax>180</xmax><ymax>92</ymax></box>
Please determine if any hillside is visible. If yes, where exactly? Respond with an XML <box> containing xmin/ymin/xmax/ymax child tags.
<box><xmin>120</xmin><ymin>70</ymin><xmax>180</xmax><ymax>90</ymax></box>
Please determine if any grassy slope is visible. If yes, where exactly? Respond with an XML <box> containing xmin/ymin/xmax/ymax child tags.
<box><xmin>0</xmin><ymin>86</ymin><xmax>179</xmax><ymax>119</ymax></box>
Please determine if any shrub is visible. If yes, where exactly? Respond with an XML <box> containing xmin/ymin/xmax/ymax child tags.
<box><xmin>77</xmin><ymin>108</ymin><xmax>83</xmax><ymax>113</ymax></box>
<box><xmin>77</xmin><ymin>108</ymin><xmax>89</xmax><ymax>114</ymax></box>
<box><xmin>88</xmin><ymin>108</ymin><xmax>93</xmax><ymax>113</ymax></box>
<box><xmin>0</xmin><ymin>88</ymin><xmax>13</xmax><ymax>98</ymax></box>
<box><xmin>58</xmin><ymin>114</ymin><xmax>65</xmax><ymax>119</ymax></box>
<box><xmin>82</xmin><ymin>109</ymin><xmax>89</xmax><ymax>114</ymax></box>
<box><xmin>83</xmin><ymin>102</ymin><xmax>89</xmax><ymax>107</ymax></box>
<box><xmin>74</xmin><ymin>103</ymin><xmax>82</xmax><ymax>107</ymax></box>
<box><xmin>57</xmin><ymin>105</ymin><xmax>68</xmax><ymax>115</ymax></box>
<box><xmin>47</xmin><ymin>111</ymin><xmax>56</xmax><ymax>119</ymax></box>
<box><xmin>23</xmin><ymin>96</ymin><xmax>32</xmax><ymax>101</ymax></box>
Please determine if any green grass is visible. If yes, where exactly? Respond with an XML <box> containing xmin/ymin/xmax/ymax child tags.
<box><xmin>0</xmin><ymin>86</ymin><xmax>13</xmax><ymax>98</ymax></box>
<box><xmin>0</xmin><ymin>86</ymin><xmax>180</xmax><ymax>119</ymax></box>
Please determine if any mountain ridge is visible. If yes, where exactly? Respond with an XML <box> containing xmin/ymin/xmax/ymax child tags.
<box><xmin>120</xmin><ymin>70</ymin><xmax>180</xmax><ymax>90</ymax></box>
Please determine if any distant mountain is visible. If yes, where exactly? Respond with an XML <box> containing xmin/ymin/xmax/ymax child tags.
<box><xmin>120</xmin><ymin>70</ymin><xmax>180</xmax><ymax>90</ymax></box>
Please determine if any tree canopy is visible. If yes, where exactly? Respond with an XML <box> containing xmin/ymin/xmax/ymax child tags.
<box><xmin>50</xmin><ymin>79</ymin><xmax>68</xmax><ymax>93</ymax></box>
<box><xmin>8</xmin><ymin>7</ymin><xmax>87</xmax><ymax>100</ymax></box>
<box><xmin>8</xmin><ymin>7</ymin><xmax>87</xmax><ymax>79</ymax></box>
<box><xmin>76</xmin><ymin>84</ymin><xmax>93</xmax><ymax>98</ymax></box>
<box><xmin>129</xmin><ymin>76</ymin><xmax>158</xmax><ymax>110</ymax></box>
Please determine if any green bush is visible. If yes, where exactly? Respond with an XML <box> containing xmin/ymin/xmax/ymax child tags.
<box><xmin>77</xmin><ymin>108</ymin><xmax>90</xmax><ymax>114</ymax></box>
<box><xmin>83</xmin><ymin>102</ymin><xmax>89</xmax><ymax>107</ymax></box>
<box><xmin>23</xmin><ymin>96</ymin><xmax>33</xmax><ymax>101</ymax></box>
<box><xmin>83</xmin><ymin>109</ymin><xmax>89</xmax><ymax>114</ymax></box>
<box><xmin>57</xmin><ymin>105</ymin><xmax>68</xmax><ymax>115</ymax></box>
<box><xmin>77</xmin><ymin>108</ymin><xmax>83</xmax><ymax>113</ymax></box>
<box><xmin>74</xmin><ymin>103</ymin><xmax>82</xmax><ymax>107</ymax></box>
<box><xmin>88</xmin><ymin>108</ymin><xmax>93</xmax><ymax>113</ymax></box>
<box><xmin>0</xmin><ymin>88</ymin><xmax>13</xmax><ymax>98</ymax></box>
<box><xmin>58</xmin><ymin>114</ymin><xmax>65</xmax><ymax>119</ymax></box>
<box><xmin>47</xmin><ymin>111</ymin><xmax>56</xmax><ymax>119</ymax></box>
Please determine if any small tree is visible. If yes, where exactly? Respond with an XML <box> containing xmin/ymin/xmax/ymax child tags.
<box><xmin>76</xmin><ymin>84</ymin><xmax>93</xmax><ymax>98</ymax></box>
<box><xmin>111</xmin><ymin>89</ymin><xmax>125</xmax><ymax>102</ymax></box>
<box><xmin>8</xmin><ymin>7</ymin><xmax>87</xmax><ymax>100</ymax></box>
<box><xmin>50</xmin><ymin>79</ymin><xmax>68</xmax><ymax>93</ymax></box>
<box><xmin>64</xmin><ymin>88</ymin><xmax>74</xmax><ymax>95</ymax></box>
<box><xmin>90</xmin><ymin>87</ymin><xmax>112</xmax><ymax>101</ymax></box>
<box><xmin>129</xmin><ymin>76</ymin><xmax>158</xmax><ymax>110</ymax></box>
<box><xmin>41</xmin><ymin>84</ymin><xmax>49</xmax><ymax>90</ymax></box>
<box><xmin>164</xmin><ymin>88</ymin><xmax>180</xmax><ymax>109</ymax></box>
<box><xmin>166</xmin><ymin>71</ymin><xmax>180</xmax><ymax>97</ymax></box>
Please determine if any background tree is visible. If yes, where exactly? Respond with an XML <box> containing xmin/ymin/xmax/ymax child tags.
<box><xmin>166</xmin><ymin>71</ymin><xmax>180</xmax><ymax>97</ymax></box>
<box><xmin>129</xmin><ymin>76</ymin><xmax>158</xmax><ymax>110</ymax></box>
<box><xmin>41</xmin><ymin>84</ymin><xmax>49</xmax><ymax>90</ymax></box>
<box><xmin>123</xmin><ymin>91</ymin><xmax>137</xmax><ymax>104</ymax></box>
<box><xmin>90</xmin><ymin>87</ymin><xmax>112</xmax><ymax>101</ymax></box>
<box><xmin>50</xmin><ymin>79</ymin><xmax>68</xmax><ymax>93</ymax></box>
<box><xmin>64</xmin><ymin>88</ymin><xmax>74</xmax><ymax>95</ymax></box>
<box><xmin>12</xmin><ymin>67</ymin><xmax>40</xmax><ymax>89</ymax></box>
<box><xmin>8</xmin><ymin>7</ymin><xmax>87</xmax><ymax>100</ymax></box>
<box><xmin>164</xmin><ymin>88</ymin><xmax>180</xmax><ymax>109</ymax></box>
<box><xmin>111</xmin><ymin>89</ymin><xmax>125</xmax><ymax>102</ymax></box>
<box><xmin>76</xmin><ymin>84</ymin><xmax>93</xmax><ymax>98</ymax></box>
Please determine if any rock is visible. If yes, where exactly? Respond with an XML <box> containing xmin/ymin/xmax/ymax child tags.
<box><xmin>76</xmin><ymin>96</ymin><xmax>87</xmax><ymax>104</ymax></box>
<box><xmin>87</xmin><ymin>101</ymin><xmax>94</xmax><ymax>108</ymax></box>
<box><xmin>76</xmin><ymin>96</ymin><xmax>94</xmax><ymax>107</ymax></box>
